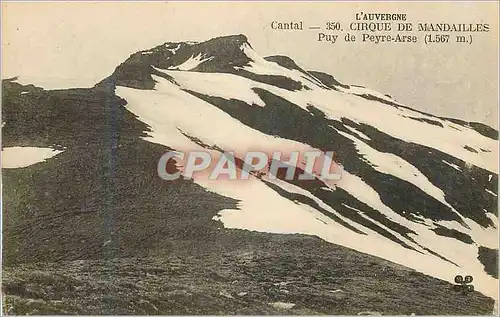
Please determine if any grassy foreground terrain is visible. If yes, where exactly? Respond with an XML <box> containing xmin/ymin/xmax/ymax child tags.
<box><xmin>2</xmin><ymin>232</ymin><xmax>495</xmax><ymax>315</ymax></box>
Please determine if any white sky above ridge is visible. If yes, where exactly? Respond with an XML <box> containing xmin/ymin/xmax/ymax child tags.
<box><xmin>1</xmin><ymin>2</ymin><xmax>498</xmax><ymax>128</ymax></box>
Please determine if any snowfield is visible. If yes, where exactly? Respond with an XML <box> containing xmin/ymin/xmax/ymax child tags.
<box><xmin>115</xmin><ymin>40</ymin><xmax>498</xmax><ymax>299</ymax></box>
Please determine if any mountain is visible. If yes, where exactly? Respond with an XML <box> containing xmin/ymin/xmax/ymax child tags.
<box><xmin>2</xmin><ymin>34</ymin><xmax>498</xmax><ymax>315</ymax></box>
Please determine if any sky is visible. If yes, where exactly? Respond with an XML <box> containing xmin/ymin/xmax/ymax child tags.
<box><xmin>2</xmin><ymin>1</ymin><xmax>498</xmax><ymax>127</ymax></box>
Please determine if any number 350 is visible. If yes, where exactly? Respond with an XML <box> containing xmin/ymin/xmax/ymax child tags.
<box><xmin>326</xmin><ymin>22</ymin><xmax>341</xmax><ymax>31</ymax></box>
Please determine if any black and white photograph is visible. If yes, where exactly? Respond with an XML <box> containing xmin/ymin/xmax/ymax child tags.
<box><xmin>1</xmin><ymin>1</ymin><xmax>498</xmax><ymax>315</ymax></box>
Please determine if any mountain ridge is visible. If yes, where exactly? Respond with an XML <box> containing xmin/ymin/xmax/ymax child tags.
<box><xmin>2</xmin><ymin>34</ymin><xmax>498</xmax><ymax>314</ymax></box>
<box><xmin>96</xmin><ymin>34</ymin><xmax>499</xmax><ymax>138</ymax></box>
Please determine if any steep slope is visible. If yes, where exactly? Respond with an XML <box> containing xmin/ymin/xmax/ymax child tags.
<box><xmin>5</xmin><ymin>80</ymin><xmax>495</xmax><ymax>316</ymax></box>
<box><xmin>2</xmin><ymin>34</ymin><xmax>498</xmax><ymax>314</ymax></box>
<box><xmin>102</xmin><ymin>34</ymin><xmax>498</xmax><ymax>298</ymax></box>
<box><xmin>2</xmin><ymin>80</ymin><xmax>238</xmax><ymax>265</ymax></box>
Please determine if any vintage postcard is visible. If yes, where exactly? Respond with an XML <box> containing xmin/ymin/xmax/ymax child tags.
<box><xmin>1</xmin><ymin>1</ymin><xmax>498</xmax><ymax>315</ymax></box>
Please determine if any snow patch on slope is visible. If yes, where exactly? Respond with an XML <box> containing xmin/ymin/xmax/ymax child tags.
<box><xmin>346</xmin><ymin>85</ymin><xmax>396</xmax><ymax>103</ymax></box>
<box><xmin>2</xmin><ymin>147</ymin><xmax>63</xmax><ymax>168</ymax></box>
<box><xmin>485</xmin><ymin>188</ymin><xmax>497</xmax><ymax>197</ymax></box>
<box><xmin>169</xmin><ymin>54</ymin><xmax>214</xmax><ymax>71</ymax></box>
<box><xmin>344</xmin><ymin>125</ymin><xmax>371</xmax><ymax>141</ymax></box>
<box><xmin>237</xmin><ymin>43</ymin><xmax>325</xmax><ymax>89</ymax></box>
<box><xmin>117</xmin><ymin>76</ymin><xmax>312</xmax><ymax>159</ymax></box>
<box><xmin>338</xmin><ymin>130</ymin><xmax>463</xmax><ymax>220</ymax></box>
<box><xmin>442</xmin><ymin>160</ymin><xmax>462</xmax><ymax>171</ymax></box>
<box><xmin>153</xmin><ymin>69</ymin><xmax>266</xmax><ymax>107</ymax></box>
<box><xmin>116</xmin><ymin>77</ymin><xmax>498</xmax><ymax>299</ymax></box>
<box><xmin>165</xmin><ymin>43</ymin><xmax>181</xmax><ymax>54</ymax></box>
<box><xmin>160</xmin><ymin>67</ymin><xmax>497</xmax><ymax>174</ymax></box>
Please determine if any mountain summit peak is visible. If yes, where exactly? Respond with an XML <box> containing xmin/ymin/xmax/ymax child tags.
<box><xmin>205</xmin><ymin>33</ymin><xmax>249</xmax><ymax>45</ymax></box>
<box><xmin>101</xmin><ymin>34</ymin><xmax>257</xmax><ymax>89</ymax></box>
